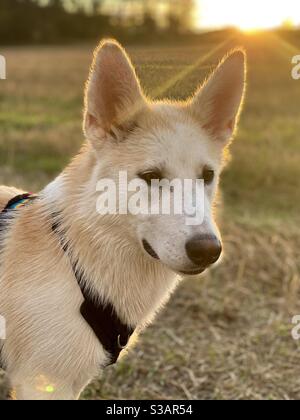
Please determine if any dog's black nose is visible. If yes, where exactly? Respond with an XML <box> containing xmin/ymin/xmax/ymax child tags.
<box><xmin>185</xmin><ymin>235</ymin><xmax>222</xmax><ymax>267</ymax></box>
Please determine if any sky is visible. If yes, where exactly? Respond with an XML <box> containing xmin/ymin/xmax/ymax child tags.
<box><xmin>197</xmin><ymin>0</ymin><xmax>300</xmax><ymax>30</ymax></box>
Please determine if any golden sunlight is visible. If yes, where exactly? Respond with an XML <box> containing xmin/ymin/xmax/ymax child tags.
<box><xmin>198</xmin><ymin>0</ymin><xmax>300</xmax><ymax>31</ymax></box>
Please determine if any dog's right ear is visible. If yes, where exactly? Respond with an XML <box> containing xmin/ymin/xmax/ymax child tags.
<box><xmin>190</xmin><ymin>49</ymin><xmax>246</xmax><ymax>145</ymax></box>
<box><xmin>84</xmin><ymin>39</ymin><xmax>145</xmax><ymax>147</ymax></box>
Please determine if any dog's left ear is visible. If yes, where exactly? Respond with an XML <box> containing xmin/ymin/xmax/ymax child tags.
<box><xmin>191</xmin><ymin>49</ymin><xmax>246</xmax><ymax>145</ymax></box>
<box><xmin>84</xmin><ymin>39</ymin><xmax>145</xmax><ymax>147</ymax></box>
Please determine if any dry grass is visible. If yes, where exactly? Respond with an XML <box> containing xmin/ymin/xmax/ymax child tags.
<box><xmin>1</xmin><ymin>32</ymin><xmax>300</xmax><ymax>400</ymax></box>
<box><xmin>82</xmin><ymin>223</ymin><xmax>300</xmax><ymax>400</ymax></box>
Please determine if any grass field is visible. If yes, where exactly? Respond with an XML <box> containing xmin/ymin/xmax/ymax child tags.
<box><xmin>1</xmin><ymin>31</ymin><xmax>300</xmax><ymax>400</ymax></box>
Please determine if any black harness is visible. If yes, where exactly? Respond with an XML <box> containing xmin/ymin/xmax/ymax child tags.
<box><xmin>0</xmin><ymin>194</ymin><xmax>134</xmax><ymax>369</ymax></box>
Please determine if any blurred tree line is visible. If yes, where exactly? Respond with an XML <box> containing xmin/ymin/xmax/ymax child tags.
<box><xmin>0</xmin><ymin>0</ymin><xmax>198</xmax><ymax>45</ymax></box>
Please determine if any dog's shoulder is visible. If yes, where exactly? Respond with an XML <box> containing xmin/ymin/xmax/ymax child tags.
<box><xmin>0</xmin><ymin>186</ymin><xmax>25</xmax><ymax>211</ymax></box>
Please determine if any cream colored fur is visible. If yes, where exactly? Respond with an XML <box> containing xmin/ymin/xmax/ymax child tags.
<box><xmin>0</xmin><ymin>40</ymin><xmax>246</xmax><ymax>400</ymax></box>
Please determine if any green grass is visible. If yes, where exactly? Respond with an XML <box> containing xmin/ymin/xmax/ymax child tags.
<box><xmin>1</xmin><ymin>32</ymin><xmax>300</xmax><ymax>400</ymax></box>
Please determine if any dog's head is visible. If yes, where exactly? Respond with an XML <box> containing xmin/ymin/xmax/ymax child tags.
<box><xmin>83</xmin><ymin>40</ymin><xmax>246</xmax><ymax>275</ymax></box>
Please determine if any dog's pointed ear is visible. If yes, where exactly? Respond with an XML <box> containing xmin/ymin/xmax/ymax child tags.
<box><xmin>191</xmin><ymin>49</ymin><xmax>246</xmax><ymax>144</ymax></box>
<box><xmin>84</xmin><ymin>39</ymin><xmax>145</xmax><ymax>146</ymax></box>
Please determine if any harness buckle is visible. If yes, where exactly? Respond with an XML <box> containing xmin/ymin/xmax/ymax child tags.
<box><xmin>117</xmin><ymin>334</ymin><xmax>130</xmax><ymax>350</ymax></box>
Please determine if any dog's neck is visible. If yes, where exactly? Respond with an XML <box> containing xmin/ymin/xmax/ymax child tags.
<box><xmin>42</xmin><ymin>144</ymin><xmax>179</xmax><ymax>328</ymax></box>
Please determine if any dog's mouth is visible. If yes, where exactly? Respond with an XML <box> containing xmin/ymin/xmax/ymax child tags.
<box><xmin>142</xmin><ymin>240</ymin><xmax>206</xmax><ymax>275</ymax></box>
<box><xmin>142</xmin><ymin>239</ymin><xmax>160</xmax><ymax>260</ymax></box>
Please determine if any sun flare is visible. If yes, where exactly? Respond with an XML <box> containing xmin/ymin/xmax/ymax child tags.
<box><xmin>198</xmin><ymin>0</ymin><xmax>299</xmax><ymax>31</ymax></box>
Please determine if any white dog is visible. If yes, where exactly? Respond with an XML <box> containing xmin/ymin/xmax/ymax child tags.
<box><xmin>0</xmin><ymin>40</ymin><xmax>246</xmax><ymax>399</ymax></box>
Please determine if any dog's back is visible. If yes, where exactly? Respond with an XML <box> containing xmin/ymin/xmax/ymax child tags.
<box><xmin>0</xmin><ymin>186</ymin><xmax>24</xmax><ymax>211</ymax></box>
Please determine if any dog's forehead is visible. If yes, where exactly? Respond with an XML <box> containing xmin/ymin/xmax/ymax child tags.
<box><xmin>137</xmin><ymin>105</ymin><xmax>221</xmax><ymax>174</ymax></box>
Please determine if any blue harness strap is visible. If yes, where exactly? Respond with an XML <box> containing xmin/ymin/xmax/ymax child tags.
<box><xmin>3</xmin><ymin>193</ymin><xmax>36</xmax><ymax>211</ymax></box>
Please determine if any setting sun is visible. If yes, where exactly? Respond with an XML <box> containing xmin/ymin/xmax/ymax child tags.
<box><xmin>198</xmin><ymin>0</ymin><xmax>300</xmax><ymax>30</ymax></box>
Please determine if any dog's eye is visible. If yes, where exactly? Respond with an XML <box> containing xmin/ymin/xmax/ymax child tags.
<box><xmin>138</xmin><ymin>170</ymin><xmax>163</xmax><ymax>185</ymax></box>
<box><xmin>202</xmin><ymin>168</ymin><xmax>215</xmax><ymax>185</ymax></box>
